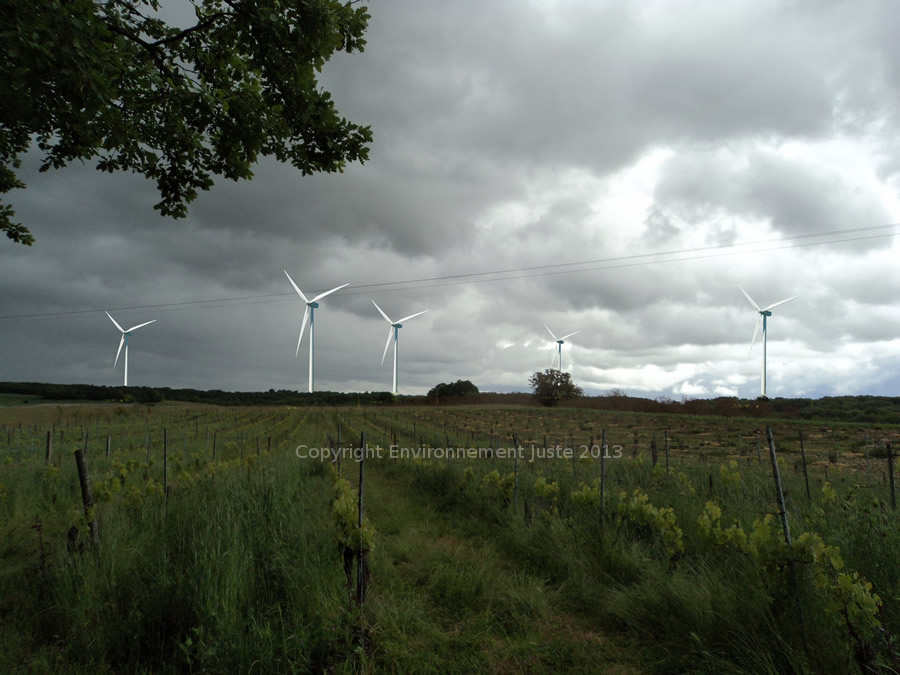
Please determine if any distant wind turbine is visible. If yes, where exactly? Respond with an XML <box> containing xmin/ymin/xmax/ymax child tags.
<box><xmin>372</xmin><ymin>301</ymin><xmax>429</xmax><ymax>395</ymax></box>
<box><xmin>105</xmin><ymin>311</ymin><xmax>156</xmax><ymax>387</ymax></box>
<box><xmin>739</xmin><ymin>286</ymin><xmax>798</xmax><ymax>398</ymax></box>
<box><xmin>545</xmin><ymin>324</ymin><xmax>581</xmax><ymax>372</ymax></box>
<box><xmin>284</xmin><ymin>270</ymin><xmax>349</xmax><ymax>393</ymax></box>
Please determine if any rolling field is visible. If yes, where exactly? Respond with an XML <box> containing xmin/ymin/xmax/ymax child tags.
<box><xmin>1</xmin><ymin>402</ymin><xmax>898</xmax><ymax>673</ymax></box>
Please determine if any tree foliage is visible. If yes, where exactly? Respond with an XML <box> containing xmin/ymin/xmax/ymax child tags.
<box><xmin>529</xmin><ymin>369</ymin><xmax>583</xmax><ymax>406</ymax></box>
<box><xmin>1</xmin><ymin>0</ymin><xmax>374</xmax><ymax>245</ymax></box>
<box><xmin>0</xmin><ymin>381</ymin><xmax>394</xmax><ymax>406</ymax></box>
<box><xmin>427</xmin><ymin>379</ymin><xmax>480</xmax><ymax>402</ymax></box>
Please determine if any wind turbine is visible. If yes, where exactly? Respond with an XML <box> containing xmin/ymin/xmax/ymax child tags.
<box><xmin>284</xmin><ymin>270</ymin><xmax>349</xmax><ymax>393</ymax></box>
<box><xmin>105</xmin><ymin>312</ymin><xmax>157</xmax><ymax>387</ymax></box>
<box><xmin>372</xmin><ymin>300</ymin><xmax>429</xmax><ymax>395</ymax></box>
<box><xmin>545</xmin><ymin>324</ymin><xmax>581</xmax><ymax>372</ymax></box>
<box><xmin>739</xmin><ymin>286</ymin><xmax>798</xmax><ymax>398</ymax></box>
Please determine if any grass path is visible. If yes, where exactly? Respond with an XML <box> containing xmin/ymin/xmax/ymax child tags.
<box><xmin>357</xmin><ymin>463</ymin><xmax>643</xmax><ymax>673</ymax></box>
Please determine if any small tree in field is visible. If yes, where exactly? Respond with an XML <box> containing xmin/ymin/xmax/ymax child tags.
<box><xmin>529</xmin><ymin>369</ymin><xmax>583</xmax><ymax>407</ymax></box>
<box><xmin>427</xmin><ymin>380</ymin><xmax>479</xmax><ymax>403</ymax></box>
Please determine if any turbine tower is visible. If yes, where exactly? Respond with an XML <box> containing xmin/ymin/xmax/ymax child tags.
<box><xmin>372</xmin><ymin>300</ymin><xmax>429</xmax><ymax>395</ymax></box>
<box><xmin>545</xmin><ymin>324</ymin><xmax>581</xmax><ymax>372</ymax></box>
<box><xmin>739</xmin><ymin>286</ymin><xmax>797</xmax><ymax>398</ymax></box>
<box><xmin>105</xmin><ymin>312</ymin><xmax>157</xmax><ymax>387</ymax></box>
<box><xmin>284</xmin><ymin>270</ymin><xmax>349</xmax><ymax>393</ymax></box>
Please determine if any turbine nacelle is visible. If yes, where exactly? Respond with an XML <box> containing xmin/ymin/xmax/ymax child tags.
<box><xmin>545</xmin><ymin>324</ymin><xmax>581</xmax><ymax>371</ymax></box>
<box><xmin>284</xmin><ymin>270</ymin><xmax>350</xmax><ymax>392</ymax></box>
<box><xmin>738</xmin><ymin>286</ymin><xmax>798</xmax><ymax>397</ymax></box>
<box><xmin>372</xmin><ymin>300</ymin><xmax>428</xmax><ymax>393</ymax></box>
<box><xmin>105</xmin><ymin>311</ymin><xmax>156</xmax><ymax>386</ymax></box>
<box><xmin>740</xmin><ymin>286</ymin><xmax>797</xmax><ymax>354</ymax></box>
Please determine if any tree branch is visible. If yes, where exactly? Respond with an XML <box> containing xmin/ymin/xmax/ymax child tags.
<box><xmin>105</xmin><ymin>22</ymin><xmax>178</xmax><ymax>82</ymax></box>
<box><xmin>148</xmin><ymin>12</ymin><xmax>230</xmax><ymax>48</ymax></box>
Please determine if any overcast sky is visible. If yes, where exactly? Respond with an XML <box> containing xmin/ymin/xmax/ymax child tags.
<box><xmin>2</xmin><ymin>0</ymin><xmax>899</xmax><ymax>399</ymax></box>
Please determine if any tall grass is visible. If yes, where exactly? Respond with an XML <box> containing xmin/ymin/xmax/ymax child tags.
<box><xmin>1</xmin><ymin>445</ymin><xmax>356</xmax><ymax>672</ymax></box>
<box><xmin>2</xmin><ymin>403</ymin><xmax>897</xmax><ymax>672</ymax></box>
<box><xmin>347</xmin><ymin>406</ymin><xmax>899</xmax><ymax>673</ymax></box>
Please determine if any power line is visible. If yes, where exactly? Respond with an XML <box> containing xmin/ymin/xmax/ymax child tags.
<box><xmin>345</xmin><ymin>222</ymin><xmax>899</xmax><ymax>288</ymax></box>
<box><xmin>1</xmin><ymin>223</ymin><xmax>897</xmax><ymax>321</ymax></box>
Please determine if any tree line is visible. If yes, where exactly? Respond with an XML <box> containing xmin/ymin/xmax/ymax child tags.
<box><xmin>1</xmin><ymin>381</ymin><xmax>897</xmax><ymax>424</ymax></box>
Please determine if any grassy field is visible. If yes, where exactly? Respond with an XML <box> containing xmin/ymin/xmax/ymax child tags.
<box><xmin>1</xmin><ymin>402</ymin><xmax>898</xmax><ymax>672</ymax></box>
<box><xmin>0</xmin><ymin>393</ymin><xmax>50</xmax><ymax>407</ymax></box>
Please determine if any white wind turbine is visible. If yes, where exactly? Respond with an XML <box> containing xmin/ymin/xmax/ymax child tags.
<box><xmin>105</xmin><ymin>312</ymin><xmax>157</xmax><ymax>387</ymax></box>
<box><xmin>284</xmin><ymin>270</ymin><xmax>349</xmax><ymax>393</ymax></box>
<box><xmin>545</xmin><ymin>324</ymin><xmax>581</xmax><ymax>372</ymax></box>
<box><xmin>372</xmin><ymin>300</ymin><xmax>429</xmax><ymax>395</ymax></box>
<box><xmin>739</xmin><ymin>286</ymin><xmax>798</xmax><ymax>398</ymax></box>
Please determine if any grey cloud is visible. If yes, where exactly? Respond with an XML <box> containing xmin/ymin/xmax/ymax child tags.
<box><xmin>3</xmin><ymin>0</ymin><xmax>899</xmax><ymax>398</ymax></box>
<box><xmin>343</xmin><ymin>1</ymin><xmax>844</xmax><ymax>174</ymax></box>
<box><xmin>652</xmin><ymin>147</ymin><xmax>893</xmax><ymax>240</ymax></box>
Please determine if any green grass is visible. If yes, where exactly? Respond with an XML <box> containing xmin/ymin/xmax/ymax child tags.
<box><xmin>1</xmin><ymin>403</ymin><xmax>898</xmax><ymax>672</ymax></box>
<box><xmin>1</xmin><ymin>456</ymin><xmax>349</xmax><ymax>672</ymax></box>
<box><xmin>0</xmin><ymin>393</ymin><xmax>46</xmax><ymax>407</ymax></box>
<box><xmin>360</xmin><ymin>463</ymin><xmax>641</xmax><ymax>672</ymax></box>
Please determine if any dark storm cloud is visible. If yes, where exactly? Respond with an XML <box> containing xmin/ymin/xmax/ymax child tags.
<box><xmin>2</xmin><ymin>0</ymin><xmax>899</xmax><ymax>396</ymax></box>
<box><xmin>338</xmin><ymin>0</ymin><xmax>842</xmax><ymax>176</ymax></box>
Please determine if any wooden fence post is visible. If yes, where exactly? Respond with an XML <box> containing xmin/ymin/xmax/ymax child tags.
<box><xmin>798</xmin><ymin>430</ymin><xmax>811</xmax><ymax>501</ymax></box>
<box><xmin>888</xmin><ymin>442</ymin><xmax>896</xmax><ymax>510</ymax></box>
<box><xmin>768</xmin><ymin>426</ymin><xmax>810</xmax><ymax>650</ymax></box>
<box><xmin>665</xmin><ymin>429</ymin><xmax>670</xmax><ymax>476</ymax></box>
<box><xmin>569</xmin><ymin>433</ymin><xmax>575</xmax><ymax>475</ymax></box>
<box><xmin>74</xmin><ymin>436</ymin><xmax>100</xmax><ymax>550</ymax></box>
<box><xmin>766</xmin><ymin>427</ymin><xmax>791</xmax><ymax>546</ymax></box>
<box><xmin>45</xmin><ymin>430</ymin><xmax>52</xmax><ymax>465</ymax></box>
<box><xmin>357</xmin><ymin>432</ymin><xmax>367</xmax><ymax>607</ymax></box>
<box><xmin>164</xmin><ymin>427</ymin><xmax>168</xmax><ymax>502</ymax></box>
<box><xmin>600</xmin><ymin>428</ymin><xmax>607</xmax><ymax>514</ymax></box>
<box><xmin>513</xmin><ymin>433</ymin><xmax>519</xmax><ymax>512</ymax></box>
<box><xmin>337</xmin><ymin>423</ymin><xmax>342</xmax><ymax>476</ymax></box>
<box><xmin>865</xmin><ymin>432</ymin><xmax>870</xmax><ymax>481</ymax></box>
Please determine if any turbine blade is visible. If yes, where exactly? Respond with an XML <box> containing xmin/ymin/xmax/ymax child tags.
<box><xmin>762</xmin><ymin>295</ymin><xmax>798</xmax><ymax>312</ymax></box>
<box><xmin>560</xmin><ymin>330</ymin><xmax>581</xmax><ymax>341</ymax></box>
<box><xmin>371</xmin><ymin>300</ymin><xmax>392</xmax><ymax>324</ymax></box>
<box><xmin>295</xmin><ymin>305</ymin><xmax>309</xmax><ymax>358</ymax></box>
<box><xmin>106</xmin><ymin>311</ymin><xmax>124</xmax><ymax>333</ymax></box>
<box><xmin>739</xmin><ymin>286</ymin><xmax>760</xmax><ymax>311</ymax></box>
<box><xmin>544</xmin><ymin>324</ymin><xmax>559</xmax><ymax>341</ymax></box>
<box><xmin>382</xmin><ymin>327</ymin><xmax>393</xmax><ymax>364</ymax></box>
<box><xmin>114</xmin><ymin>334</ymin><xmax>124</xmax><ymax>367</ymax></box>
<box><xmin>749</xmin><ymin>315</ymin><xmax>762</xmax><ymax>355</ymax></box>
<box><xmin>311</xmin><ymin>282</ymin><xmax>350</xmax><ymax>303</ymax></box>
<box><xmin>126</xmin><ymin>319</ymin><xmax>157</xmax><ymax>332</ymax></box>
<box><xmin>397</xmin><ymin>309</ymin><xmax>429</xmax><ymax>324</ymax></box>
<box><xmin>284</xmin><ymin>270</ymin><xmax>308</xmax><ymax>303</ymax></box>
